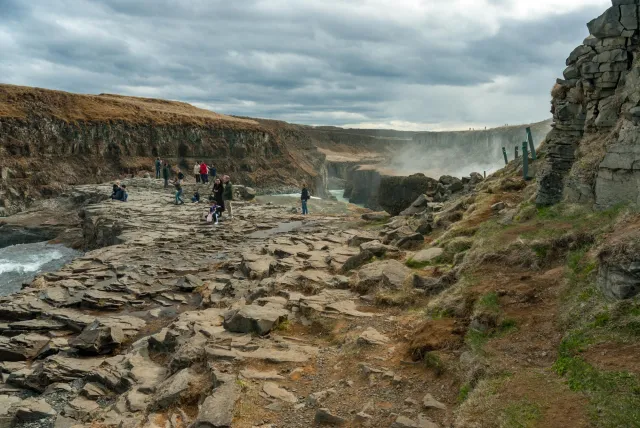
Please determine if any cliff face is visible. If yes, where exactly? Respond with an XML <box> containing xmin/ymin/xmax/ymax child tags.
<box><xmin>0</xmin><ymin>85</ymin><xmax>328</xmax><ymax>215</ymax></box>
<box><xmin>537</xmin><ymin>0</ymin><xmax>640</xmax><ymax>208</ymax></box>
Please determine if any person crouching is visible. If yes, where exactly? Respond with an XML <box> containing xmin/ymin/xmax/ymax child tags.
<box><xmin>207</xmin><ymin>200</ymin><xmax>221</xmax><ymax>225</ymax></box>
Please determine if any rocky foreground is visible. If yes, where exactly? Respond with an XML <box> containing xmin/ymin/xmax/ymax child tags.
<box><xmin>0</xmin><ymin>179</ymin><xmax>454</xmax><ymax>428</ymax></box>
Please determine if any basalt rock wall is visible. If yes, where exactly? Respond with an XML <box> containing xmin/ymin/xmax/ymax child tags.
<box><xmin>537</xmin><ymin>0</ymin><xmax>640</xmax><ymax>208</ymax></box>
<box><xmin>0</xmin><ymin>85</ymin><xmax>328</xmax><ymax>215</ymax></box>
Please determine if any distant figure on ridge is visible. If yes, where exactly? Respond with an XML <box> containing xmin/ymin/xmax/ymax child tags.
<box><xmin>162</xmin><ymin>163</ymin><xmax>169</xmax><ymax>189</ymax></box>
<box><xmin>200</xmin><ymin>162</ymin><xmax>209</xmax><ymax>184</ymax></box>
<box><xmin>301</xmin><ymin>184</ymin><xmax>310</xmax><ymax>215</ymax></box>
<box><xmin>155</xmin><ymin>157</ymin><xmax>162</xmax><ymax>179</ymax></box>
<box><xmin>223</xmin><ymin>175</ymin><xmax>233</xmax><ymax>219</ymax></box>
<box><xmin>194</xmin><ymin>161</ymin><xmax>201</xmax><ymax>183</ymax></box>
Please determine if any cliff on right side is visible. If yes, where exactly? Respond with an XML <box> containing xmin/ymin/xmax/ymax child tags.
<box><xmin>537</xmin><ymin>0</ymin><xmax>640</xmax><ymax>208</ymax></box>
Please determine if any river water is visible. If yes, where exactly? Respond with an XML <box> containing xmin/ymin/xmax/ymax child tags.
<box><xmin>0</xmin><ymin>242</ymin><xmax>80</xmax><ymax>296</ymax></box>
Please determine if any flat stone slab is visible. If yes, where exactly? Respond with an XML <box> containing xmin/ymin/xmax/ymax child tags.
<box><xmin>411</xmin><ymin>248</ymin><xmax>444</xmax><ymax>264</ymax></box>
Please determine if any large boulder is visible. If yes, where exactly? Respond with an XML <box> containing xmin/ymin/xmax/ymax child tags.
<box><xmin>223</xmin><ymin>304</ymin><xmax>289</xmax><ymax>335</ymax></box>
<box><xmin>70</xmin><ymin>320</ymin><xmax>124</xmax><ymax>355</ymax></box>
<box><xmin>191</xmin><ymin>374</ymin><xmax>238</xmax><ymax>428</ymax></box>
<box><xmin>378</xmin><ymin>174</ymin><xmax>439</xmax><ymax>216</ymax></box>
<box><xmin>598</xmin><ymin>232</ymin><xmax>640</xmax><ymax>300</ymax></box>
<box><xmin>400</xmin><ymin>194</ymin><xmax>430</xmax><ymax>216</ymax></box>
<box><xmin>353</xmin><ymin>260</ymin><xmax>412</xmax><ymax>293</ymax></box>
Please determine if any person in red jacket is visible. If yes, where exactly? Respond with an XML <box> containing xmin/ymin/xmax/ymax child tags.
<box><xmin>199</xmin><ymin>162</ymin><xmax>209</xmax><ymax>184</ymax></box>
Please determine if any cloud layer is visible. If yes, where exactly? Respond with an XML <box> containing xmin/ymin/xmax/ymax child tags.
<box><xmin>0</xmin><ymin>0</ymin><xmax>610</xmax><ymax>129</ymax></box>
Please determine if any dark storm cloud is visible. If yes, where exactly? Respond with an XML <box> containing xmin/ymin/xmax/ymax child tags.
<box><xmin>0</xmin><ymin>0</ymin><xmax>611</xmax><ymax>128</ymax></box>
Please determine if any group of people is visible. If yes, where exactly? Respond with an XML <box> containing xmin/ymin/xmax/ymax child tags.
<box><xmin>110</xmin><ymin>181</ymin><xmax>128</xmax><ymax>202</ymax></box>
<box><xmin>194</xmin><ymin>161</ymin><xmax>216</xmax><ymax>184</ymax></box>
<box><xmin>153</xmin><ymin>158</ymin><xmax>311</xmax><ymax>218</ymax></box>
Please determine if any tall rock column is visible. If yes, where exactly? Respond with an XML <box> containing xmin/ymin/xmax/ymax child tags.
<box><xmin>536</xmin><ymin>0</ymin><xmax>639</xmax><ymax>206</ymax></box>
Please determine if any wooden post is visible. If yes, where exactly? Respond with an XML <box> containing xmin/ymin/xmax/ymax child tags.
<box><xmin>522</xmin><ymin>141</ymin><xmax>529</xmax><ymax>180</ymax></box>
<box><xmin>515</xmin><ymin>146</ymin><xmax>519</xmax><ymax>159</ymax></box>
<box><xmin>502</xmin><ymin>147</ymin><xmax>508</xmax><ymax>165</ymax></box>
<box><xmin>526</xmin><ymin>127</ymin><xmax>537</xmax><ymax>160</ymax></box>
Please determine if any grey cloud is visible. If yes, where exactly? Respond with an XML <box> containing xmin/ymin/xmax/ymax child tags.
<box><xmin>0</xmin><ymin>0</ymin><xmax>609</xmax><ymax>128</ymax></box>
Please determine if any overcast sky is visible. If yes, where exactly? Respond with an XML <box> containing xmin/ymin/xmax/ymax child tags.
<box><xmin>0</xmin><ymin>0</ymin><xmax>610</xmax><ymax>130</ymax></box>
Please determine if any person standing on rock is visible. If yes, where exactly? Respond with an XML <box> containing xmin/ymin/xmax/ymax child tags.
<box><xmin>155</xmin><ymin>158</ymin><xmax>162</xmax><ymax>179</ymax></box>
<box><xmin>162</xmin><ymin>163</ymin><xmax>169</xmax><ymax>189</ymax></box>
<box><xmin>209</xmin><ymin>164</ymin><xmax>217</xmax><ymax>181</ymax></box>
<box><xmin>173</xmin><ymin>175</ymin><xmax>184</xmax><ymax>205</ymax></box>
<box><xmin>200</xmin><ymin>161</ymin><xmax>209</xmax><ymax>184</ymax></box>
<box><xmin>301</xmin><ymin>184</ymin><xmax>311</xmax><ymax>215</ymax></box>
<box><xmin>194</xmin><ymin>161</ymin><xmax>201</xmax><ymax>183</ymax></box>
<box><xmin>223</xmin><ymin>175</ymin><xmax>233</xmax><ymax>219</ymax></box>
<box><xmin>212</xmin><ymin>178</ymin><xmax>224</xmax><ymax>208</ymax></box>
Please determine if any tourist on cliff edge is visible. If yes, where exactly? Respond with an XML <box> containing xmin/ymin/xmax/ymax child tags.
<box><xmin>194</xmin><ymin>161</ymin><xmax>201</xmax><ymax>183</ymax></box>
<box><xmin>162</xmin><ymin>163</ymin><xmax>169</xmax><ymax>189</ymax></box>
<box><xmin>200</xmin><ymin>162</ymin><xmax>209</xmax><ymax>184</ymax></box>
<box><xmin>155</xmin><ymin>158</ymin><xmax>162</xmax><ymax>179</ymax></box>
<box><xmin>301</xmin><ymin>184</ymin><xmax>310</xmax><ymax>215</ymax></box>
<box><xmin>223</xmin><ymin>175</ymin><xmax>233</xmax><ymax>219</ymax></box>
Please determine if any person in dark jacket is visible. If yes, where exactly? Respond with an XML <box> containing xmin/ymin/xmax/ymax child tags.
<box><xmin>162</xmin><ymin>163</ymin><xmax>169</xmax><ymax>188</ymax></box>
<box><xmin>209</xmin><ymin>164</ymin><xmax>217</xmax><ymax>180</ymax></box>
<box><xmin>111</xmin><ymin>184</ymin><xmax>128</xmax><ymax>202</ymax></box>
<box><xmin>111</xmin><ymin>181</ymin><xmax>120</xmax><ymax>198</ymax></box>
<box><xmin>155</xmin><ymin>158</ymin><xmax>161</xmax><ymax>178</ymax></box>
<box><xmin>301</xmin><ymin>184</ymin><xmax>310</xmax><ymax>215</ymax></box>
<box><xmin>223</xmin><ymin>175</ymin><xmax>233</xmax><ymax>219</ymax></box>
<box><xmin>212</xmin><ymin>178</ymin><xmax>225</xmax><ymax>210</ymax></box>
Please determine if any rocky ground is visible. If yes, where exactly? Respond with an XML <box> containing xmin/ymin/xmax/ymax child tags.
<box><xmin>2</xmin><ymin>158</ymin><xmax>640</xmax><ymax>428</ymax></box>
<box><xmin>0</xmin><ymin>178</ymin><xmax>455</xmax><ymax>428</ymax></box>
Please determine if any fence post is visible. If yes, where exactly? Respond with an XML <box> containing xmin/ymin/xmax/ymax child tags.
<box><xmin>522</xmin><ymin>141</ymin><xmax>529</xmax><ymax>180</ymax></box>
<box><xmin>502</xmin><ymin>147</ymin><xmax>508</xmax><ymax>165</ymax></box>
<box><xmin>515</xmin><ymin>146</ymin><xmax>519</xmax><ymax>159</ymax></box>
<box><xmin>526</xmin><ymin>127</ymin><xmax>537</xmax><ymax>160</ymax></box>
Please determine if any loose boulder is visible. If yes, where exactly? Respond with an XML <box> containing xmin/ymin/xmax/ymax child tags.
<box><xmin>353</xmin><ymin>260</ymin><xmax>411</xmax><ymax>293</ymax></box>
<box><xmin>378</xmin><ymin>174</ymin><xmax>439</xmax><ymax>216</ymax></box>
<box><xmin>70</xmin><ymin>320</ymin><xmax>124</xmax><ymax>355</ymax></box>
<box><xmin>223</xmin><ymin>304</ymin><xmax>289</xmax><ymax>335</ymax></box>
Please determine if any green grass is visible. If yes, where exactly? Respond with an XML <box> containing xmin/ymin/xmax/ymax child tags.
<box><xmin>423</xmin><ymin>352</ymin><xmax>445</xmax><ymax>376</ymax></box>
<box><xmin>405</xmin><ymin>259</ymin><xmax>433</xmax><ymax>269</ymax></box>
<box><xmin>458</xmin><ymin>383</ymin><xmax>472</xmax><ymax>403</ymax></box>
<box><xmin>477</xmin><ymin>292</ymin><xmax>500</xmax><ymax>312</ymax></box>
<box><xmin>501</xmin><ymin>399</ymin><xmax>542</xmax><ymax>428</ymax></box>
<box><xmin>554</xmin><ymin>333</ymin><xmax>640</xmax><ymax>428</ymax></box>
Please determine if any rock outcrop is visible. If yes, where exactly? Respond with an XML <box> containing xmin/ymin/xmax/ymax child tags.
<box><xmin>0</xmin><ymin>85</ymin><xmax>328</xmax><ymax>215</ymax></box>
<box><xmin>537</xmin><ymin>1</ymin><xmax>640</xmax><ymax>208</ymax></box>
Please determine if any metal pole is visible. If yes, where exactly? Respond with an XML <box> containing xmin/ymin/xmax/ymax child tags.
<box><xmin>522</xmin><ymin>141</ymin><xmax>529</xmax><ymax>180</ymax></box>
<box><xmin>515</xmin><ymin>146</ymin><xmax>519</xmax><ymax>159</ymax></box>
<box><xmin>526</xmin><ymin>127</ymin><xmax>537</xmax><ymax>160</ymax></box>
<box><xmin>502</xmin><ymin>147</ymin><xmax>508</xmax><ymax>165</ymax></box>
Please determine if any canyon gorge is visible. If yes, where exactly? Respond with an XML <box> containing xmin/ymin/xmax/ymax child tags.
<box><xmin>3</xmin><ymin>1</ymin><xmax>640</xmax><ymax>427</ymax></box>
